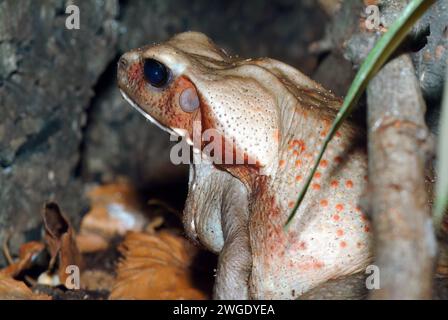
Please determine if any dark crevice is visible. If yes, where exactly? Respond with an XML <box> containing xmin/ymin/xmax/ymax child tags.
<box><xmin>408</xmin><ymin>24</ymin><xmax>431</xmax><ymax>53</ymax></box>
<box><xmin>15</xmin><ymin>117</ymin><xmax>62</xmax><ymax>160</ymax></box>
<box><xmin>388</xmin><ymin>26</ymin><xmax>430</xmax><ymax>62</ymax></box>
<box><xmin>73</xmin><ymin>54</ymin><xmax>121</xmax><ymax>180</ymax></box>
<box><xmin>54</xmin><ymin>2</ymin><xmax>66</xmax><ymax>17</ymax></box>
<box><xmin>117</xmin><ymin>0</ymin><xmax>130</xmax><ymax>21</ymax></box>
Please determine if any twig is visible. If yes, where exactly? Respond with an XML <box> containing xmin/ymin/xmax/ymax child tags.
<box><xmin>24</xmin><ymin>275</ymin><xmax>37</xmax><ymax>287</ymax></box>
<box><xmin>2</xmin><ymin>231</ymin><xmax>14</xmax><ymax>266</ymax></box>
<box><xmin>367</xmin><ymin>54</ymin><xmax>436</xmax><ymax>299</ymax></box>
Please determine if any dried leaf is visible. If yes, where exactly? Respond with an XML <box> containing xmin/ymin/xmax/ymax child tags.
<box><xmin>0</xmin><ymin>241</ymin><xmax>45</xmax><ymax>278</ymax></box>
<box><xmin>81</xmin><ymin>270</ymin><xmax>115</xmax><ymax>291</ymax></box>
<box><xmin>77</xmin><ymin>181</ymin><xmax>149</xmax><ymax>253</ymax></box>
<box><xmin>43</xmin><ymin>202</ymin><xmax>83</xmax><ymax>286</ymax></box>
<box><xmin>76</xmin><ymin>233</ymin><xmax>109</xmax><ymax>253</ymax></box>
<box><xmin>110</xmin><ymin>231</ymin><xmax>207</xmax><ymax>300</ymax></box>
<box><xmin>0</xmin><ymin>274</ymin><xmax>51</xmax><ymax>300</ymax></box>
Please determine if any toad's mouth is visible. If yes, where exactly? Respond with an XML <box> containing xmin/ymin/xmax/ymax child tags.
<box><xmin>120</xmin><ymin>89</ymin><xmax>177</xmax><ymax>136</ymax></box>
<box><xmin>120</xmin><ymin>89</ymin><xmax>198</xmax><ymax>149</ymax></box>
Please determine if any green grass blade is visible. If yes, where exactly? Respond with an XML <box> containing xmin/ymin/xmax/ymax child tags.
<box><xmin>434</xmin><ymin>63</ymin><xmax>448</xmax><ymax>230</ymax></box>
<box><xmin>285</xmin><ymin>0</ymin><xmax>436</xmax><ymax>228</ymax></box>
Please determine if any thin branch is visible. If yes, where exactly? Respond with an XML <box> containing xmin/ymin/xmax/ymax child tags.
<box><xmin>367</xmin><ymin>54</ymin><xmax>436</xmax><ymax>299</ymax></box>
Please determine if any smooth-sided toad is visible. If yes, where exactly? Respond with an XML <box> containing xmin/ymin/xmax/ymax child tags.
<box><xmin>117</xmin><ymin>32</ymin><xmax>372</xmax><ymax>299</ymax></box>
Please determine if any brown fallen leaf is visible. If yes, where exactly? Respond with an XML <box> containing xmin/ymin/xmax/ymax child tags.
<box><xmin>1</xmin><ymin>241</ymin><xmax>45</xmax><ymax>278</ymax></box>
<box><xmin>110</xmin><ymin>231</ymin><xmax>207</xmax><ymax>300</ymax></box>
<box><xmin>0</xmin><ymin>274</ymin><xmax>51</xmax><ymax>300</ymax></box>
<box><xmin>42</xmin><ymin>202</ymin><xmax>83</xmax><ymax>286</ymax></box>
<box><xmin>81</xmin><ymin>270</ymin><xmax>115</xmax><ymax>292</ymax></box>
<box><xmin>77</xmin><ymin>181</ymin><xmax>149</xmax><ymax>253</ymax></box>
<box><xmin>76</xmin><ymin>232</ymin><xmax>109</xmax><ymax>254</ymax></box>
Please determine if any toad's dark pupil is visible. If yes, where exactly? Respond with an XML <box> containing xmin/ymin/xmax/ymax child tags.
<box><xmin>143</xmin><ymin>59</ymin><xmax>169</xmax><ymax>88</ymax></box>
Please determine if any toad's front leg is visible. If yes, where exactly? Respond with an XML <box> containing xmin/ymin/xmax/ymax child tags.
<box><xmin>213</xmin><ymin>179</ymin><xmax>252</xmax><ymax>300</ymax></box>
<box><xmin>183</xmin><ymin>163</ymin><xmax>252</xmax><ymax>300</ymax></box>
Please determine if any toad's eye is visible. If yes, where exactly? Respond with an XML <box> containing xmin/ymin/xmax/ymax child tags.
<box><xmin>143</xmin><ymin>58</ymin><xmax>170</xmax><ymax>88</ymax></box>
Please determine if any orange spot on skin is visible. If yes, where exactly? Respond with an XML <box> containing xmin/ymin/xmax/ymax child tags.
<box><xmin>295</xmin><ymin>159</ymin><xmax>302</xmax><ymax>168</ymax></box>
<box><xmin>361</xmin><ymin>214</ymin><xmax>368</xmax><ymax>222</ymax></box>
<box><xmin>312</xmin><ymin>183</ymin><xmax>321</xmax><ymax>190</ymax></box>
<box><xmin>336</xmin><ymin>131</ymin><xmax>342</xmax><ymax>138</ymax></box>
<box><xmin>331</xmin><ymin>180</ymin><xmax>339</xmax><ymax>188</ymax></box>
<box><xmin>288</xmin><ymin>201</ymin><xmax>295</xmax><ymax>208</ymax></box>
<box><xmin>336</xmin><ymin>229</ymin><xmax>344</xmax><ymax>237</ymax></box>
<box><xmin>335</xmin><ymin>204</ymin><xmax>344</xmax><ymax>211</ymax></box>
<box><xmin>314</xmin><ymin>172</ymin><xmax>322</xmax><ymax>179</ymax></box>
<box><xmin>345</xmin><ymin>180</ymin><xmax>354</xmax><ymax>188</ymax></box>
<box><xmin>293</xmin><ymin>150</ymin><xmax>299</xmax><ymax>157</ymax></box>
<box><xmin>295</xmin><ymin>140</ymin><xmax>306</xmax><ymax>151</ymax></box>
<box><xmin>298</xmin><ymin>241</ymin><xmax>307</xmax><ymax>250</ymax></box>
<box><xmin>334</xmin><ymin>156</ymin><xmax>343</xmax><ymax>163</ymax></box>
<box><xmin>320</xmin><ymin>131</ymin><xmax>328</xmax><ymax>138</ymax></box>
<box><xmin>297</xmin><ymin>260</ymin><xmax>324</xmax><ymax>271</ymax></box>
<box><xmin>320</xmin><ymin>159</ymin><xmax>329</xmax><ymax>168</ymax></box>
<box><xmin>295</xmin><ymin>175</ymin><xmax>302</xmax><ymax>182</ymax></box>
<box><xmin>304</xmin><ymin>153</ymin><xmax>313</xmax><ymax>159</ymax></box>
<box><xmin>279</xmin><ymin>160</ymin><xmax>286</xmax><ymax>167</ymax></box>
<box><xmin>273</xmin><ymin>130</ymin><xmax>280</xmax><ymax>142</ymax></box>
<box><xmin>340</xmin><ymin>241</ymin><xmax>347</xmax><ymax>248</ymax></box>
<box><xmin>355</xmin><ymin>206</ymin><xmax>362</xmax><ymax>212</ymax></box>
<box><xmin>333</xmin><ymin>214</ymin><xmax>340</xmax><ymax>221</ymax></box>
<box><xmin>364</xmin><ymin>226</ymin><xmax>370</xmax><ymax>233</ymax></box>
<box><xmin>320</xmin><ymin>199</ymin><xmax>328</xmax><ymax>207</ymax></box>
<box><xmin>357</xmin><ymin>242</ymin><xmax>363</xmax><ymax>248</ymax></box>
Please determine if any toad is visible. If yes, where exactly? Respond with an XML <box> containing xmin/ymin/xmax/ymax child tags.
<box><xmin>117</xmin><ymin>32</ymin><xmax>372</xmax><ymax>299</ymax></box>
